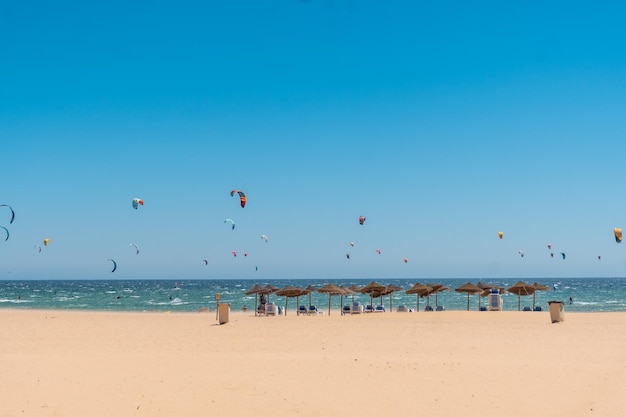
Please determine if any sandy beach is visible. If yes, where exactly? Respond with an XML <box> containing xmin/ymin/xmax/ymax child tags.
<box><xmin>1</xmin><ymin>308</ymin><xmax>625</xmax><ymax>417</ymax></box>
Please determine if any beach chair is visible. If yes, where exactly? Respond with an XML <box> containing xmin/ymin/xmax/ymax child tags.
<box><xmin>424</xmin><ymin>305</ymin><xmax>434</xmax><ymax>312</ymax></box>
<box><xmin>308</xmin><ymin>305</ymin><xmax>319</xmax><ymax>315</ymax></box>
<box><xmin>522</xmin><ymin>306</ymin><xmax>532</xmax><ymax>312</ymax></box>
<box><xmin>350</xmin><ymin>301</ymin><xmax>364</xmax><ymax>314</ymax></box>
<box><xmin>364</xmin><ymin>305</ymin><xmax>375</xmax><ymax>313</ymax></box>
<box><xmin>265</xmin><ymin>303</ymin><xmax>277</xmax><ymax>316</ymax></box>
<box><xmin>436</xmin><ymin>305</ymin><xmax>445</xmax><ymax>311</ymax></box>
<box><xmin>533</xmin><ymin>306</ymin><xmax>543</xmax><ymax>312</ymax></box>
<box><xmin>397</xmin><ymin>305</ymin><xmax>409</xmax><ymax>312</ymax></box>
<box><xmin>342</xmin><ymin>305</ymin><xmax>351</xmax><ymax>315</ymax></box>
<box><xmin>298</xmin><ymin>305</ymin><xmax>308</xmax><ymax>316</ymax></box>
<box><xmin>375</xmin><ymin>305</ymin><xmax>385</xmax><ymax>313</ymax></box>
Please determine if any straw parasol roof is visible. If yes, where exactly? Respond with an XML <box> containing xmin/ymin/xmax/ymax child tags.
<box><xmin>360</xmin><ymin>281</ymin><xmax>387</xmax><ymax>307</ymax></box>
<box><xmin>317</xmin><ymin>283</ymin><xmax>344</xmax><ymax>315</ymax></box>
<box><xmin>276</xmin><ymin>285</ymin><xmax>305</xmax><ymax>316</ymax></box>
<box><xmin>384</xmin><ymin>284</ymin><xmax>404</xmax><ymax>312</ymax></box>
<box><xmin>507</xmin><ymin>281</ymin><xmax>536</xmax><ymax>311</ymax></box>
<box><xmin>454</xmin><ymin>282</ymin><xmax>483</xmax><ymax>311</ymax></box>
<box><xmin>302</xmin><ymin>284</ymin><xmax>317</xmax><ymax>309</ymax></box>
<box><xmin>245</xmin><ymin>284</ymin><xmax>265</xmax><ymax>316</ymax></box>
<box><xmin>426</xmin><ymin>283</ymin><xmax>450</xmax><ymax>307</ymax></box>
<box><xmin>406</xmin><ymin>283</ymin><xmax>432</xmax><ymax>312</ymax></box>
<box><xmin>531</xmin><ymin>282</ymin><xmax>550</xmax><ymax>309</ymax></box>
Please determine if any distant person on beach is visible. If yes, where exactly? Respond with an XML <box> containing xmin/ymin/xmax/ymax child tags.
<box><xmin>260</xmin><ymin>294</ymin><xmax>266</xmax><ymax>305</ymax></box>
<box><xmin>569</xmin><ymin>296</ymin><xmax>573</xmax><ymax>304</ymax></box>
<box><xmin>242</xmin><ymin>305</ymin><xmax>248</xmax><ymax>312</ymax></box>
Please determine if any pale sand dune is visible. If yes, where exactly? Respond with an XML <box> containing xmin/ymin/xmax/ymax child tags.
<box><xmin>1</xmin><ymin>309</ymin><xmax>625</xmax><ymax>417</ymax></box>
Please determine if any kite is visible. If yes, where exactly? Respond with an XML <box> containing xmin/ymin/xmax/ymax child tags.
<box><xmin>132</xmin><ymin>198</ymin><xmax>144</xmax><ymax>209</ymax></box>
<box><xmin>34</xmin><ymin>244</ymin><xmax>42</xmax><ymax>253</ymax></box>
<box><xmin>614</xmin><ymin>228</ymin><xmax>622</xmax><ymax>243</ymax></box>
<box><xmin>518</xmin><ymin>250</ymin><xmax>524</xmax><ymax>258</ymax></box>
<box><xmin>346</xmin><ymin>253</ymin><xmax>350</xmax><ymax>259</ymax></box>
<box><xmin>43</xmin><ymin>238</ymin><xmax>51</xmax><ymax>247</ymax></box>
<box><xmin>498</xmin><ymin>231</ymin><xmax>503</xmax><ymax>239</ymax></box>
<box><xmin>547</xmin><ymin>243</ymin><xmax>552</xmax><ymax>250</ymax></box>
<box><xmin>403</xmin><ymin>258</ymin><xmax>408</xmax><ymax>263</ymax></box>
<box><xmin>359</xmin><ymin>216</ymin><xmax>366</xmax><ymax>225</ymax></box>
<box><xmin>230</xmin><ymin>190</ymin><xmax>246</xmax><ymax>208</ymax></box>
<box><xmin>107</xmin><ymin>258</ymin><xmax>117</xmax><ymax>273</ymax></box>
<box><xmin>130</xmin><ymin>243</ymin><xmax>139</xmax><ymax>255</ymax></box>
<box><xmin>224</xmin><ymin>219</ymin><xmax>235</xmax><ymax>230</ymax></box>
<box><xmin>0</xmin><ymin>226</ymin><xmax>8</xmax><ymax>241</ymax></box>
<box><xmin>203</xmin><ymin>259</ymin><xmax>208</xmax><ymax>265</ymax></box>
<box><xmin>232</xmin><ymin>250</ymin><xmax>237</xmax><ymax>257</ymax></box>
<box><xmin>0</xmin><ymin>204</ymin><xmax>15</xmax><ymax>224</ymax></box>
<box><xmin>376</xmin><ymin>248</ymin><xmax>381</xmax><ymax>254</ymax></box>
<box><xmin>349</xmin><ymin>241</ymin><xmax>354</xmax><ymax>247</ymax></box>
<box><xmin>260</xmin><ymin>234</ymin><xmax>268</xmax><ymax>242</ymax></box>
<box><xmin>560</xmin><ymin>252</ymin><xmax>566</xmax><ymax>259</ymax></box>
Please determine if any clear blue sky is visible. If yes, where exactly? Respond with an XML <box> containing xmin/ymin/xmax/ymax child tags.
<box><xmin>2</xmin><ymin>0</ymin><xmax>626</xmax><ymax>280</ymax></box>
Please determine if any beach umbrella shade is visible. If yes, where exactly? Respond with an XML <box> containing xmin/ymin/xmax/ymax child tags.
<box><xmin>427</xmin><ymin>284</ymin><xmax>450</xmax><ymax>308</ymax></box>
<box><xmin>276</xmin><ymin>285</ymin><xmax>304</xmax><ymax>316</ymax></box>
<box><xmin>245</xmin><ymin>284</ymin><xmax>265</xmax><ymax>316</ymax></box>
<box><xmin>317</xmin><ymin>283</ymin><xmax>344</xmax><ymax>315</ymax></box>
<box><xmin>339</xmin><ymin>285</ymin><xmax>355</xmax><ymax>314</ymax></box>
<box><xmin>262</xmin><ymin>284</ymin><xmax>280</xmax><ymax>304</ymax></box>
<box><xmin>348</xmin><ymin>284</ymin><xmax>362</xmax><ymax>302</ymax></box>
<box><xmin>302</xmin><ymin>284</ymin><xmax>317</xmax><ymax>309</ymax></box>
<box><xmin>360</xmin><ymin>281</ymin><xmax>387</xmax><ymax>307</ymax></box>
<box><xmin>507</xmin><ymin>281</ymin><xmax>536</xmax><ymax>311</ymax></box>
<box><xmin>454</xmin><ymin>282</ymin><xmax>483</xmax><ymax>311</ymax></box>
<box><xmin>385</xmin><ymin>284</ymin><xmax>404</xmax><ymax>312</ymax></box>
<box><xmin>532</xmin><ymin>282</ymin><xmax>550</xmax><ymax>309</ymax></box>
<box><xmin>406</xmin><ymin>283</ymin><xmax>432</xmax><ymax>312</ymax></box>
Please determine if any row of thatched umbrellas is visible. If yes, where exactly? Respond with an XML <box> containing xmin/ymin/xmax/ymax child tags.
<box><xmin>245</xmin><ymin>280</ymin><xmax>551</xmax><ymax>316</ymax></box>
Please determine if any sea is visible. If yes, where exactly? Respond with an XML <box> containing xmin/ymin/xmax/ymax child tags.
<box><xmin>1</xmin><ymin>277</ymin><xmax>625</xmax><ymax>313</ymax></box>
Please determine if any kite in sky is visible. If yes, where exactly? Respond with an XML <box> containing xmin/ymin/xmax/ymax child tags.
<box><xmin>230</xmin><ymin>190</ymin><xmax>246</xmax><ymax>208</ymax></box>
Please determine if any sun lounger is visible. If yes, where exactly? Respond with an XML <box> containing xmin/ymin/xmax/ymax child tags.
<box><xmin>342</xmin><ymin>305</ymin><xmax>351</xmax><ymax>315</ymax></box>
<box><xmin>350</xmin><ymin>302</ymin><xmax>364</xmax><ymax>314</ymax></box>
<box><xmin>522</xmin><ymin>306</ymin><xmax>532</xmax><ymax>311</ymax></box>
<box><xmin>265</xmin><ymin>303</ymin><xmax>277</xmax><ymax>316</ymax></box>
<box><xmin>533</xmin><ymin>306</ymin><xmax>543</xmax><ymax>312</ymax></box>
<box><xmin>397</xmin><ymin>305</ymin><xmax>409</xmax><ymax>312</ymax></box>
<box><xmin>375</xmin><ymin>305</ymin><xmax>385</xmax><ymax>312</ymax></box>
<box><xmin>298</xmin><ymin>305</ymin><xmax>308</xmax><ymax>316</ymax></box>
<box><xmin>308</xmin><ymin>305</ymin><xmax>319</xmax><ymax>315</ymax></box>
<box><xmin>436</xmin><ymin>305</ymin><xmax>445</xmax><ymax>311</ymax></box>
<box><xmin>424</xmin><ymin>305</ymin><xmax>434</xmax><ymax>312</ymax></box>
<box><xmin>364</xmin><ymin>305</ymin><xmax>375</xmax><ymax>313</ymax></box>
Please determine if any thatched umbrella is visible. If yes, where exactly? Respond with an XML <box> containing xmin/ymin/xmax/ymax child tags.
<box><xmin>348</xmin><ymin>284</ymin><xmax>362</xmax><ymax>302</ymax></box>
<box><xmin>339</xmin><ymin>285</ymin><xmax>355</xmax><ymax>314</ymax></box>
<box><xmin>532</xmin><ymin>282</ymin><xmax>550</xmax><ymax>309</ymax></box>
<box><xmin>507</xmin><ymin>281</ymin><xmax>536</xmax><ymax>311</ymax></box>
<box><xmin>318</xmin><ymin>283</ymin><xmax>344</xmax><ymax>315</ymax></box>
<box><xmin>406</xmin><ymin>283</ymin><xmax>432</xmax><ymax>312</ymax></box>
<box><xmin>275</xmin><ymin>285</ymin><xmax>304</xmax><ymax>316</ymax></box>
<box><xmin>454</xmin><ymin>282</ymin><xmax>483</xmax><ymax>311</ymax></box>
<box><xmin>384</xmin><ymin>284</ymin><xmax>404</xmax><ymax>312</ymax></box>
<box><xmin>360</xmin><ymin>281</ymin><xmax>387</xmax><ymax>307</ymax></box>
<box><xmin>302</xmin><ymin>284</ymin><xmax>317</xmax><ymax>309</ymax></box>
<box><xmin>245</xmin><ymin>283</ymin><xmax>265</xmax><ymax>316</ymax></box>
<box><xmin>427</xmin><ymin>283</ymin><xmax>450</xmax><ymax>308</ymax></box>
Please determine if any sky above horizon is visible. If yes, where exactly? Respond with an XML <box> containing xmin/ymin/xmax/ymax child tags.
<box><xmin>2</xmin><ymin>0</ymin><xmax>626</xmax><ymax>280</ymax></box>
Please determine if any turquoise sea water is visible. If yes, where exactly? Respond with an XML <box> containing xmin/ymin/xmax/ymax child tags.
<box><xmin>0</xmin><ymin>278</ymin><xmax>625</xmax><ymax>313</ymax></box>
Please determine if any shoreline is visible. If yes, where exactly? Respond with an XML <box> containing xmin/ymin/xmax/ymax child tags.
<box><xmin>2</xmin><ymin>309</ymin><xmax>625</xmax><ymax>416</ymax></box>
